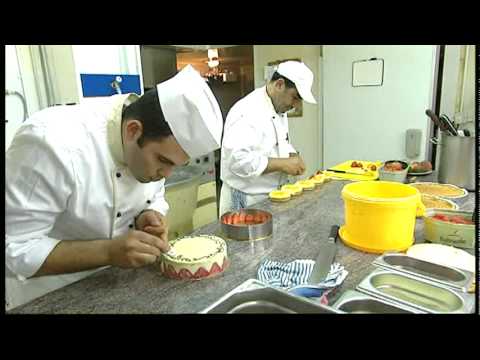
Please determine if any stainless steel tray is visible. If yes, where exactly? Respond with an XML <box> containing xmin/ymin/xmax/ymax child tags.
<box><xmin>200</xmin><ymin>279</ymin><xmax>341</xmax><ymax>314</ymax></box>
<box><xmin>220</xmin><ymin>209</ymin><xmax>273</xmax><ymax>241</ymax></box>
<box><xmin>373</xmin><ymin>252</ymin><xmax>474</xmax><ymax>292</ymax></box>
<box><xmin>356</xmin><ymin>269</ymin><xmax>475</xmax><ymax>314</ymax></box>
<box><xmin>331</xmin><ymin>290</ymin><xmax>422</xmax><ymax>314</ymax></box>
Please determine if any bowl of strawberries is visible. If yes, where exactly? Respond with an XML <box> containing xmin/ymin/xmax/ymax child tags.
<box><xmin>379</xmin><ymin>160</ymin><xmax>409</xmax><ymax>183</ymax></box>
<box><xmin>424</xmin><ymin>209</ymin><xmax>475</xmax><ymax>249</ymax></box>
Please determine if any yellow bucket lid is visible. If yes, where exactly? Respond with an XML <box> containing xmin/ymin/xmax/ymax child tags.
<box><xmin>342</xmin><ymin>181</ymin><xmax>421</xmax><ymax>204</ymax></box>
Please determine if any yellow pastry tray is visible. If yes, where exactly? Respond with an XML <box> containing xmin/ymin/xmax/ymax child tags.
<box><xmin>324</xmin><ymin>160</ymin><xmax>383</xmax><ymax>181</ymax></box>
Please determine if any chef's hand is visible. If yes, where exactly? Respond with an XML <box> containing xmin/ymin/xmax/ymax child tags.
<box><xmin>283</xmin><ymin>156</ymin><xmax>306</xmax><ymax>176</ymax></box>
<box><xmin>108</xmin><ymin>230</ymin><xmax>170</xmax><ymax>268</ymax></box>
<box><xmin>293</xmin><ymin>154</ymin><xmax>306</xmax><ymax>172</ymax></box>
<box><xmin>135</xmin><ymin>210</ymin><xmax>169</xmax><ymax>245</ymax></box>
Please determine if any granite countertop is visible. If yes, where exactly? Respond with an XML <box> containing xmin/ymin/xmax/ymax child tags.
<box><xmin>9</xmin><ymin>174</ymin><xmax>476</xmax><ymax>314</ymax></box>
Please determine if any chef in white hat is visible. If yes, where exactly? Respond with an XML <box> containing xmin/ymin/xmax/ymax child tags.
<box><xmin>5</xmin><ymin>65</ymin><xmax>223</xmax><ymax>309</ymax></box>
<box><xmin>220</xmin><ymin>60</ymin><xmax>317</xmax><ymax>215</ymax></box>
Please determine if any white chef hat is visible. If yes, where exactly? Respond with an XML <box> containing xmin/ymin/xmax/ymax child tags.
<box><xmin>277</xmin><ymin>61</ymin><xmax>317</xmax><ymax>104</ymax></box>
<box><xmin>157</xmin><ymin>65</ymin><xmax>223</xmax><ymax>159</ymax></box>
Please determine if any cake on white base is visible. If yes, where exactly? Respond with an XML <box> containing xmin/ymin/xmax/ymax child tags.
<box><xmin>160</xmin><ymin>235</ymin><xmax>228</xmax><ymax>280</ymax></box>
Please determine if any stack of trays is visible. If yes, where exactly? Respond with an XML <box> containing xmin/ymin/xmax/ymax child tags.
<box><xmin>332</xmin><ymin>253</ymin><xmax>475</xmax><ymax>314</ymax></box>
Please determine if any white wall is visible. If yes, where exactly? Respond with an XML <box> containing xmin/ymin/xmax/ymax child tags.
<box><xmin>12</xmin><ymin>46</ymin><xmax>143</xmax><ymax>117</ymax></box>
<box><xmin>15</xmin><ymin>46</ymin><xmax>41</xmax><ymax>115</ymax></box>
<box><xmin>459</xmin><ymin>45</ymin><xmax>475</xmax><ymax>123</ymax></box>
<box><xmin>72</xmin><ymin>45</ymin><xmax>141</xmax><ymax>75</ymax></box>
<box><xmin>5</xmin><ymin>45</ymin><xmax>27</xmax><ymax>150</ymax></box>
<box><xmin>253</xmin><ymin>45</ymin><xmax>322</xmax><ymax>177</ymax></box>
<box><xmin>72</xmin><ymin>45</ymin><xmax>143</xmax><ymax>100</ymax></box>
<box><xmin>440</xmin><ymin>45</ymin><xmax>462</xmax><ymax>118</ymax></box>
<box><xmin>42</xmin><ymin>45</ymin><xmax>79</xmax><ymax>105</ymax></box>
<box><xmin>5</xmin><ymin>45</ymin><xmax>29</xmax><ymax>306</ymax></box>
<box><xmin>323</xmin><ymin>45</ymin><xmax>436</xmax><ymax>168</ymax></box>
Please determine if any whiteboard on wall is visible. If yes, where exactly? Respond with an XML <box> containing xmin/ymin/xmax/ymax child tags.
<box><xmin>352</xmin><ymin>58</ymin><xmax>384</xmax><ymax>86</ymax></box>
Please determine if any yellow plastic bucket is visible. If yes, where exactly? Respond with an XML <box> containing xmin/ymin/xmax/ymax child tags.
<box><xmin>340</xmin><ymin>181</ymin><xmax>425</xmax><ymax>254</ymax></box>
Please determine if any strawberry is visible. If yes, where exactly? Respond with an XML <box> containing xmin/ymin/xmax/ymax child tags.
<box><xmin>178</xmin><ymin>268</ymin><xmax>193</xmax><ymax>279</ymax></box>
<box><xmin>432</xmin><ymin>215</ymin><xmax>448</xmax><ymax>223</ymax></box>
<box><xmin>450</xmin><ymin>216</ymin><xmax>472</xmax><ymax>225</ymax></box>
<box><xmin>209</xmin><ymin>263</ymin><xmax>222</xmax><ymax>275</ymax></box>
<box><xmin>232</xmin><ymin>213</ymin><xmax>240</xmax><ymax>225</ymax></box>
<box><xmin>238</xmin><ymin>212</ymin><xmax>246</xmax><ymax>224</ymax></box>
<box><xmin>166</xmin><ymin>264</ymin><xmax>180</xmax><ymax>279</ymax></box>
<box><xmin>193</xmin><ymin>267</ymin><xmax>209</xmax><ymax>279</ymax></box>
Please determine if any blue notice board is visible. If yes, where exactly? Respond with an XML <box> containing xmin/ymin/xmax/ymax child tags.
<box><xmin>80</xmin><ymin>74</ymin><xmax>142</xmax><ymax>97</ymax></box>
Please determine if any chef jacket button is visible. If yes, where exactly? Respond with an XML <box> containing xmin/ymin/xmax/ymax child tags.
<box><xmin>117</xmin><ymin>212</ymin><xmax>122</xmax><ymax>218</ymax></box>
<box><xmin>146</xmin><ymin>200</ymin><xmax>151</xmax><ymax>204</ymax></box>
<box><xmin>116</xmin><ymin>172</ymin><xmax>121</xmax><ymax>178</ymax></box>
<box><xmin>129</xmin><ymin>224</ymin><xmax>133</xmax><ymax>228</ymax></box>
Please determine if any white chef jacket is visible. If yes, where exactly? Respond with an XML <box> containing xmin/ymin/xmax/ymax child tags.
<box><xmin>220</xmin><ymin>86</ymin><xmax>296</xmax><ymax>194</ymax></box>
<box><xmin>5</xmin><ymin>94</ymin><xmax>169</xmax><ymax>310</ymax></box>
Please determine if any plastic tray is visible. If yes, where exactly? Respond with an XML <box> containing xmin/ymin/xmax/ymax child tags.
<box><xmin>324</xmin><ymin>160</ymin><xmax>382</xmax><ymax>181</ymax></box>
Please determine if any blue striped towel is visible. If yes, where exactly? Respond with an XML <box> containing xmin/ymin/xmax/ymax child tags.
<box><xmin>257</xmin><ymin>259</ymin><xmax>348</xmax><ymax>298</ymax></box>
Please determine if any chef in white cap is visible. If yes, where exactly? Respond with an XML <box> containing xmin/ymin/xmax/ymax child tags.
<box><xmin>220</xmin><ymin>60</ymin><xmax>317</xmax><ymax>215</ymax></box>
<box><xmin>5</xmin><ymin>65</ymin><xmax>223</xmax><ymax>309</ymax></box>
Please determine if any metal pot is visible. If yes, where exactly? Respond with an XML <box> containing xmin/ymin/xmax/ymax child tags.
<box><xmin>437</xmin><ymin>134</ymin><xmax>475</xmax><ymax>191</ymax></box>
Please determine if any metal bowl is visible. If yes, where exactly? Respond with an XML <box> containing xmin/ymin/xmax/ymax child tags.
<box><xmin>220</xmin><ymin>208</ymin><xmax>273</xmax><ymax>241</ymax></box>
<box><xmin>379</xmin><ymin>160</ymin><xmax>409</xmax><ymax>183</ymax></box>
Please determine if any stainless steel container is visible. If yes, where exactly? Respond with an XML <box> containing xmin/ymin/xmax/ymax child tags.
<box><xmin>201</xmin><ymin>279</ymin><xmax>339</xmax><ymax>314</ymax></box>
<box><xmin>373</xmin><ymin>253</ymin><xmax>474</xmax><ymax>292</ymax></box>
<box><xmin>220</xmin><ymin>209</ymin><xmax>273</xmax><ymax>241</ymax></box>
<box><xmin>437</xmin><ymin>134</ymin><xmax>475</xmax><ymax>191</ymax></box>
<box><xmin>356</xmin><ymin>269</ymin><xmax>474</xmax><ymax>314</ymax></box>
<box><xmin>331</xmin><ymin>290</ymin><xmax>421</xmax><ymax>314</ymax></box>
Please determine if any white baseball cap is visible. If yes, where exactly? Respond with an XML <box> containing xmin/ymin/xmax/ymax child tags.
<box><xmin>157</xmin><ymin>65</ymin><xmax>223</xmax><ymax>158</ymax></box>
<box><xmin>276</xmin><ymin>61</ymin><xmax>317</xmax><ymax>104</ymax></box>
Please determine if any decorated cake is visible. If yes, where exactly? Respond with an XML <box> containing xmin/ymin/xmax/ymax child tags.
<box><xmin>160</xmin><ymin>235</ymin><xmax>228</xmax><ymax>280</ymax></box>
